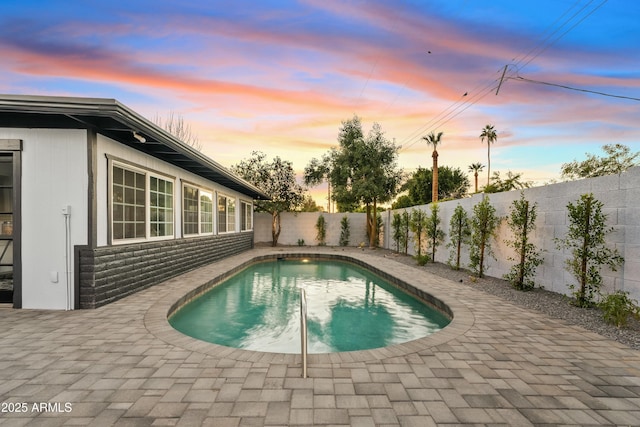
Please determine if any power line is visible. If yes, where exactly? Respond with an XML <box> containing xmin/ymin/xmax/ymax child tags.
<box><xmin>510</xmin><ymin>76</ymin><xmax>640</xmax><ymax>102</ymax></box>
<box><xmin>397</xmin><ymin>0</ymin><xmax>611</xmax><ymax>152</ymax></box>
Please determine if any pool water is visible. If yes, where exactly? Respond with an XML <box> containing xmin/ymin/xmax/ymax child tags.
<box><xmin>169</xmin><ymin>259</ymin><xmax>450</xmax><ymax>353</ymax></box>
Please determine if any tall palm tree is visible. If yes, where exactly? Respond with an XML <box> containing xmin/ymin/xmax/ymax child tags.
<box><xmin>479</xmin><ymin>124</ymin><xmax>497</xmax><ymax>186</ymax></box>
<box><xmin>468</xmin><ymin>162</ymin><xmax>485</xmax><ymax>193</ymax></box>
<box><xmin>422</xmin><ymin>131</ymin><xmax>443</xmax><ymax>202</ymax></box>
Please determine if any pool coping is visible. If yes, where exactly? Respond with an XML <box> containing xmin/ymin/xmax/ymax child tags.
<box><xmin>144</xmin><ymin>247</ymin><xmax>475</xmax><ymax>365</ymax></box>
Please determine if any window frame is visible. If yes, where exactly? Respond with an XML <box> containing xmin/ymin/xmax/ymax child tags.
<box><xmin>217</xmin><ymin>192</ymin><xmax>237</xmax><ymax>234</ymax></box>
<box><xmin>109</xmin><ymin>159</ymin><xmax>176</xmax><ymax>245</ymax></box>
<box><xmin>182</xmin><ymin>182</ymin><xmax>215</xmax><ymax>237</ymax></box>
<box><xmin>240</xmin><ymin>200</ymin><xmax>253</xmax><ymax>232</ymax></box>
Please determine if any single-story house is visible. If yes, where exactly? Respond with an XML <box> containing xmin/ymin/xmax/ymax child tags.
<box><xmin>0</xmin><ymin>94</ymin><xmax>268</xmax><ymax>310</ymax></box>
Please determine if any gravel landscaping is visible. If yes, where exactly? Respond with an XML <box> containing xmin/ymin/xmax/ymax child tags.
<box><xmin>372</xmin><ymin>249</ymin><xmax>640</xmax><ymax>351</ymax></box>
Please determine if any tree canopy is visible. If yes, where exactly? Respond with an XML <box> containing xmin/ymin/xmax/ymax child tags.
<box><xmin>394</xmin><ymin>166</ymin><xmax>469</xmax><ymax>208</ymax></box>
<box><xmin>561</xmin><ymin>143</ymin><xmax>640</xmax><ymax>180</ymax></box>
<box><xmin>307</xmin><ymin>115</ymin><xmax>402</xmax><ymax>247</ymax></box>
<box><xmin>232</xmin><ymin>151</ymin><xmax>305</xmax><ymax>246</ymax></box>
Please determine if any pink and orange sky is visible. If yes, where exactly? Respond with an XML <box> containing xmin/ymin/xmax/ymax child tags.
<box><xmin>1</xmin><ymin>0</ymin><xmax>639</xmax><ymax>207</ymax></box>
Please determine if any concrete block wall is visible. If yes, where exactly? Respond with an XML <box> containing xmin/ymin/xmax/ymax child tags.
<box><xmin>254</xmin><ymin>212</ymin><xmax>369</xmax><ymax>247</ymax></box>
<box><xmin>77</xmin><ymin>232</ymin><xmax>253</xmax><ymax>308</ymax></box>
<box><xmin>382</xmin><ymin>166</ymin><xmax>640</xmax><ymax>301</ymax></box>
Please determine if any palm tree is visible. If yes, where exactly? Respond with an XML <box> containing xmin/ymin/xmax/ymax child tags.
<box><xmin>479</xmin><ymin>124</ymin><xmax>497</xmax><ymax>186</ymax></box>
<box><xmin>422</xmin><ymin>131</ymin><xmax>444</xmax><ymax>202</ymax></box>
<box><xmin>468</xmin><ymin>162</ymin><xmax>485</xmax><ymax>193</ymax></box>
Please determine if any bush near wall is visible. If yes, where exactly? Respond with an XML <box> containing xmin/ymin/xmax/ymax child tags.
<box><xmin>254</xmin><ymin>212</ymin><xmax>369</xmax><ymax>247</ymax></box>
<box><xmin>381</xmin><ymin>167</ymin><xmax>639</xmax><ymax>301</ymax></box>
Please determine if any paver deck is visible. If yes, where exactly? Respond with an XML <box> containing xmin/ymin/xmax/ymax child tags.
<box><xmin>1</xmin><ymin>247</ymin><xmax>639</xmax><ymax>426</ymax></box>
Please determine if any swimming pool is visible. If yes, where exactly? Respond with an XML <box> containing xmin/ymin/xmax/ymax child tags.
<box><xmin>169</xmin><ymin>258</ymin><xmax>451</xmax><ymax>353</ymax></box>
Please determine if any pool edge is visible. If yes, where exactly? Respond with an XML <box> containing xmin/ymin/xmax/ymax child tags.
<box><xmin>144</xmin><ymin>248</ymin><xmax>475</xmax><ymax>364</ymax></box>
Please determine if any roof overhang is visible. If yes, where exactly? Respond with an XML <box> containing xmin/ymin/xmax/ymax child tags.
<box><xmin>0</xmin><ymin>94</ymin><xmax>269</xmax><ymax>200</ymax></box>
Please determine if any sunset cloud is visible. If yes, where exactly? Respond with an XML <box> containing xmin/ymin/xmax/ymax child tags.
<box><xmin>1</xmin><ymin>0</ymin><xmax>638</xmax><ymax>205</ymax></box>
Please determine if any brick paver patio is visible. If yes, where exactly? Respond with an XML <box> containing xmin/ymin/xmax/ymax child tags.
<box><xmin>1</xmin><ymin>247</ymin><xmax>639</xmax><ymax>426</ymax></box>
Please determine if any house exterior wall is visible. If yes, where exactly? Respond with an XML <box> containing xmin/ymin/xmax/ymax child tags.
<box><xmin>95</xmin><ymin>135</ymin><xmax>251</xmax><ymax>245</ymax></box>
<box><xmin>1</xmin><ymin>128</ymin><xmax>89</xmax><ymax>309</ymax></box>
<box><xmin>78</xmin><ymin>231</ymin><xmax>253</xmax><ymax>308</ymax></box>
<box><xmin>0</xmin><ymin>128</ymin><xmax>257</xmax><ymax>310</ymax></box>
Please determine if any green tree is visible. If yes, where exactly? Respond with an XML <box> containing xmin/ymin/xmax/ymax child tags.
<box><xmin>503</xmin><ymin>192</ymin><xmax>543</xmax><ymax>290</ymax></box>
<box><xmin>232</xmin><ymin>151</ymin><xmax>305</xmax><ymax>246</ymax></box>
<box><xmin>484</xmin><ymin>171</ymin><xmax>532</xmax><ymax>193</ymax></box>
<box><xmin>422</xmin><ymin>131</ymin><xmax>444</xmax><ymax>202</ymax></box>
<box><xmin>469</xmin><ymin>196</ymin><xmax>500</xmax><ymax>278</ymax></box>
<box><xmin>561</xmin><ymin>143</ymin><xmax>640</xmax><ymax>180</ymax></box>
<box><xmin>425</xmin><ymin>203</ymin><xmax>445</xmax><ymax>262</ymax></box>
<box><xmin>410</xmin><ymin>208</ymin><xmax>427</xmax><ymax>257</ymax></box>
<box><xmin>555</xmin><ymin>193</ymin><xmax>624</xmax><ymax>307</ymax></box>
<box><xmin>328</xmin><ymin>116</ymin><xmax>403</xmax><ymax>247</ymax></box>
<box><xmin>298</xmin><ymin>195</ymin><xmax>322</xmax><ymax>212</ymax></box>
<box><xmin>447</xmin><ymin>204</ymin><xmax>471</xmax><ymax>270</ymax></box>
<box><xmin>391</xmin><ymin>194</ymin><xmax>413</xmax><ymax>209</ymax></box>
<box><xmin>304</xmin><ymin>152</ymin><xmax>334</xmax><ymax>212</ymax></box>
<box><xmin>403</xmin><ymin>166</ymin><xmax>470</xmax><ymax>205</ymax></box>
<box><xmin>480</xmin><ymin>124</ymin><xmax>497</xmax><ymax>186</ymax></box>
<box><xmin>468</xmin><ymin>162</ymin><xmax>484</xmax><ymax>193</ymax></box>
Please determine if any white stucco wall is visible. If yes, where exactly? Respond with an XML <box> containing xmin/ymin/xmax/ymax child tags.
<box><xmin>383</xmin><ymin>167</ymin><xmax>640</xmax><ymax>301</ymax></box>
<box><xmin>252</xmin><ymin>168</ymin><xmax>638</xmax><ymax>301</ymax></box>
<box><xmin>96</xmin><ymin>135</ymin><xmax>252</xmax><ymax>246</ymax></box>
<box><xmin>254</xmin><ymin>212</ymin><xmax>368</xmax><ymax>246</ymax></box>
<box><xmin>3</xmin><ymin>128</ymin><xmax>89</xmax><ymax>310</ymax></box>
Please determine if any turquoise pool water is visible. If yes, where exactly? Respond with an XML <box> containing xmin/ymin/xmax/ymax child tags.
<box><xmin>169</xmin><ymin>259</ymin><xmax>450</xmax><ymax>353</ymax></box>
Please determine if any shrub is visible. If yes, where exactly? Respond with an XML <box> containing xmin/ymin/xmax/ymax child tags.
<box><xmin>339</xmin><ymin>216</ymin><xmax>350</xmax><ymax>246</ymax></box>
<box><xmin>414</xmin><ymin>254</ymin><xmax>430</xmax><ymax>266</ymax></box>
<box><xmin>599</xmin><ymin>291</ymin><xmax>640</xmax><ymax>328</ymax></box>
<box><xmin>469</xmin><ymin>196</ymin><xmax>500</xmax><ymax>278</ymax></box>
<box><xmin>315</xmin><ymin>214</ymin><xmax>326</xmax><ymax>246</ymax></box>
<box><xmin>409</xmin><ymin>209</ymin><xmax>427</xmax><ymax>257</ymax></box>
<box><xmin>555</xmin><ymin>193</ymin><xmax>624</xmax><ymax>307</ymax></box>
<box><xmin>447</xmin><ymin>204</ymin><xmax>470</xmax><ymax>270</ymax></box>
<box><xmin>425</xmin><ymin>203</ymin><xmax>445</xmax><ymax>262</ymax></box>
<box><xmin>503</xmin><ymin>192</ymin><xmax>543</xmax><ymax>291</ymax></box>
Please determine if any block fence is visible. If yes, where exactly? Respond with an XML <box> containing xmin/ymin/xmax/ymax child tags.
<box><xmin>382</xmin><ymin>167</ymin><xmax>639</xmax><ymax>301</ymax></box>
<box><xmin>255</xmin><ymin>167</ymin><xmax>639</xmax><ymax>301</ymax></box>
<box><xmin>76</xmin><ymin>232</ymin><xmax>253</xmax><ymax>308</ymax></box>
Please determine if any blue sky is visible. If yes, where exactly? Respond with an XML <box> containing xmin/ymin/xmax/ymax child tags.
<box><xmin>1</xmin><ymin>0</ymin><xmax>638</xmax><ymax>205</ymax></box>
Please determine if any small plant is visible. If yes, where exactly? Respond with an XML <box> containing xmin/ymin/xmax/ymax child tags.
<box><xmin>599</xmin><ymin>291</ymin><xmax>640</xmax><ymax>328</ymax></box>
<box><xmin>469</xmin><ymin>196</ymin><xmax>500</xmax><ymax>278</ymax></box>
<box><xmin>391</xmin><ymin>211</ymin><xmax>410</xmax><ymax>254</ymax></box>
<box><xmin>425</xmin><ymin>203</ymin><xmax>445</xmax><ymax>262</ymax></box>
<box><xmin>503</xmin><ymin>192</ymin><xmax>543</xmax><ymax>291</ymax></box>
<box><xmin>339</xmin><ymin>216</ymin><xmax>350</xmax><ymax>246</ymax></box>
<box><xmin>447</xmin><ymin>204</ymin><xmax>470</xmax><ymax>270</ymax></box>
<box><xmin>297</xmin><ymin>238</ymin><xmax>305</xmax><ymax>246</ymax></box>
<box><xmin>315</xmin><ymin>214</ymin><xmax>326</xmax><ymax>246</ymax></box>
<box><xmin>409</xmin><ymin>208</ymin><xmax>427</xmax><ymax>257</ymax></box>
<box><xmin>414</xmin><ymin>254</ymin><xmax>430</xmax><ymax>266</ymax></box>
<box><xmin>555</xmin><ymin>193</ymin><xmax>624</xmax><ymax>307</ymax></box>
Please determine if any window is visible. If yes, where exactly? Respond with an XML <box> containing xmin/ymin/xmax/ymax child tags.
<box><xmin>217</xmin><ymin>193</ymin><xmax>236</xmax><ymax>233</ymax></box>
<box><xmin>113</xmin><ymin>166</ymin><xmax>146</xmax><ymax>240</ymax></box>
<box><xmin>111</xmin><ymin>163</ymin><xmax>174</xmax><ymax>242</ymax></box>
<box><xmin>240</xmin><ymin>201</ymin><xmax>253</xmax><ymax>231</ymax></box>
<box><xmin>183</xmin><ymin>185</ymin><xmax>199</xmax><ymax>235</ymax></box>
<box><xmin>200</xmin><ymin>191</ymin><xmax>213</xmax><ymax>233</ymax></box>
<box><xmin>150</xmin><ymin>177</ymin><xmax>173</xmax><ymax>237</ymax></box>
<box><xmin>182</xmin><ymin>184</ymin><xmax>214</xmax><ymax>236</ymax></box>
